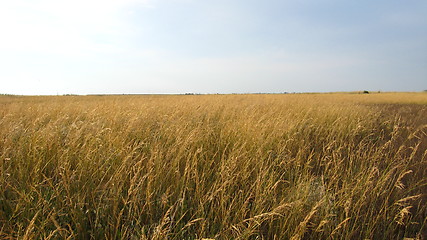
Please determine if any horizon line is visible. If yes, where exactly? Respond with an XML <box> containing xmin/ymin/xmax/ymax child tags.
<box><xmin>2</xmin><ymin>90</ymin><xmax>427</xmax><ymax>97</ymax></box>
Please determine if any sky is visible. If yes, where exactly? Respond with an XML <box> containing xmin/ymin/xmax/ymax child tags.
<box><xmin>0</xmin><ymin>0</ymin><xmax>426</xmax><ymax>95</ymax></box>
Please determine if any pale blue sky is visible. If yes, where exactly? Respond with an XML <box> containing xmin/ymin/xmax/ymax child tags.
<box><xmin>1</xmin><ymin>0</ymin><xmax>426</xmax><ymax>95</ymax></box>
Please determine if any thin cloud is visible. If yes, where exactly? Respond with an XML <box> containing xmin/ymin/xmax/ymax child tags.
<box><xmin>0</xmin><ymin>0</ymin><xmax>153</xmax><ymax>55</ymax></box>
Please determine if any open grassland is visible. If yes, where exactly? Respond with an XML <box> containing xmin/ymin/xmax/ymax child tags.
<box><xmin>0</xmin><ymin>93</ymin><xmax>426</xmax><ymax>239</ymax></box>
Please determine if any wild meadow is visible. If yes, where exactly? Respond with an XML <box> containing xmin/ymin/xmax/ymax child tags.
<box><xmin>0</xmin><ymin>93</ymin><xmax>426</xmax><ymax>239</ymax></box>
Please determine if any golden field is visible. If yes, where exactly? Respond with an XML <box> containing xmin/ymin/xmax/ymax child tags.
<box><xmin>0</xmin><ymin>93</ymin><xmax>426</xmax><ymax>239</ymax></box>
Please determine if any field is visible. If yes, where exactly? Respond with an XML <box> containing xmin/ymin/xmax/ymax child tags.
<box><xmin>0</xmin><ymin>93</ymin><xmax>426</xmax><ymax>239</ymax></box>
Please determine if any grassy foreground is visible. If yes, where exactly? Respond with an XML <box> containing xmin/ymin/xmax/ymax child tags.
<box><xmin>0</xmin><ymin>93</ymin><xmax>426</xmax><ymax>239</ymax></box>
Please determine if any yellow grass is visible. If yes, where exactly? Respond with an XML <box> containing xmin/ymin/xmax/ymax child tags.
<box><xmin>0</xmin><ymin>93</ymin><xmax>426</xmax><ymax>239</ymax></box>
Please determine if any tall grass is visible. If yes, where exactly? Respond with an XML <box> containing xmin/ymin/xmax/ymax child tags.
<box><xmin>0</xmin><ymin>93</ymin><xmax>426</xmax><ymax>239</ymax></box>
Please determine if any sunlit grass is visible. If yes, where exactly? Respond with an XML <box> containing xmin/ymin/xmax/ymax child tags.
<box><xmin>0</xmin><ymin>93</ymin><xmax>426</xmax><ymax>239</ymax></box>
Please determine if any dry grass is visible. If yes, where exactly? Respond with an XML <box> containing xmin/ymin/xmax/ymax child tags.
<box><xmin>0</xmin><ymin>93</ymin><xmax>426</xmax><ymax>239</ymax></box>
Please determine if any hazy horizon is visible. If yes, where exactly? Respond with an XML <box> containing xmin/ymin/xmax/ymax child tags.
<box><xmin>1</xmin><ymin>0</ymin><xmax>426</xmax><ymax>95</ymax></box>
